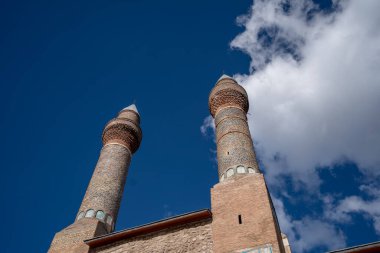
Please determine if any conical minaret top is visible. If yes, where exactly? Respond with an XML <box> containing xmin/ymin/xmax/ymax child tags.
<box><xmin>209</xmin><ymin>75</ymin><xmax>259</xmax><ymax>181</ymax></box>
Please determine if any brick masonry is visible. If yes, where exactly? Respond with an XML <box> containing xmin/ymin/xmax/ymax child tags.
<box><xmin>49</xmin><ymin>218</ymin><xmax>108</xmax><ymax>253</ymax></box>
<box><xmin>48</xmin><ymin>77</ymin><xmax>291</xmax><ymax>253</ymax></box>
<box><xmin>209</xmin><ymin>76</ymin><xmax>285</xmax><ymax>253</ymax></box>
<box><xmin>78</xmin><ymin>144</ymin><xmax>131</xmax><ymax>229</ymax></box>
<box><xmin>209</xmin><ymin>76</ymin><xmax>260</xmax><ymax>180</ymax></box>
<box><xmin>92</xmin><ymin>219</ymin><xmax>213</xmax><ymax>253</ymax></box>
<box><xmin>211</xmin><ymin>174</ymin><xmax>285</xmax><ymax>253</ymax></box>
<box><xmin>48</xmin><ymin>106</ymin><xmax>142</xmax><ymax>253</ymax></box>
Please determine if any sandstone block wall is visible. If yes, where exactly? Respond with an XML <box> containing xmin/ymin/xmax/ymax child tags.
<box><xmin>92</xmin><ymin>219</ymin><xmax>213</xmax><ymax>253</ymax></box>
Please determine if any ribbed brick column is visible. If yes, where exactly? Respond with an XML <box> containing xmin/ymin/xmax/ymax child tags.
<box><xmin>48</xmin><ymin>105</ymin><xmax>142</xmax><ymax>253</ymax></box>
<box><xmin>76</xmin><ymin>105</ymin><xmax>142</xmax><ymax>232</ymax></box>
<box><xmin>209</xmin><ymin>75</ymin><xmax>260</xmax><ymax>181</ymax></box>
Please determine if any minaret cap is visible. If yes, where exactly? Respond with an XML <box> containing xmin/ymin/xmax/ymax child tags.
<box><xmin>209</xmin><ymin>75</ymin><xmax>249</xmax><ymax>117</ymax></box>
<box><xmin>217</xmin><ymin>74</ymin><xmax>233</xmax><ymax>82</ymax></box>
<box><xmin>118</xmin><ymin>104</ymin><xmax>140</xmax><ymax>124</ymax></box>
<box><xmin>122</xmin><ymin>104</ymin><xmax>139</xmax><ymax>115</ymax></box>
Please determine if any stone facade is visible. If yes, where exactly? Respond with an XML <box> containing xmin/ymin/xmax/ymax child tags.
<box><xmin>92</xmin><ymin>219</ymin><xmax>213</xmax><ymax>253</ymax></box>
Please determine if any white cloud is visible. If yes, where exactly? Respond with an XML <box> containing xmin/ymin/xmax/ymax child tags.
<box><xmin>273</xmin><ymin>197</ymin><xmax>346</xmax><ymax>252</ymax></box>
<box><xmin>202</xmin><ymin>0</ymin><xmax>380</xmax><ymax>251</ymax></box>
<box><xmin>200</xmin><ymin>115</ymin><xmax>215</xmax><ymax>137</ymax></box>
<box><xmin>324</xmin><ymin>184</ymin><xmax>380</xmax><ymax>235</ymax></box>
<box><xmin>230</xmin><ymin>0</ymin><xmax>380</xmax><ymax>189</ymax></box>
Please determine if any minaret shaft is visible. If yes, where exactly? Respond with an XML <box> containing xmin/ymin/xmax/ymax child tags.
<box><xmin>215</xmin><ymin>106</ymin><xmax>259</xmax><ymax>179</ymax></box>
<box><xmin>209</xmin><ymin>76</ymin><xmax>260</xmax><ymax>181</ymax></box>
<box><xmin>48</xmin><ymin>105</ymin><xmax>142</xmax><ymax>253</ymax></box>
<box><xmin>77</xmin><ymin>144</ymin><xmax>131</xmax><ymax>230</ymax></box>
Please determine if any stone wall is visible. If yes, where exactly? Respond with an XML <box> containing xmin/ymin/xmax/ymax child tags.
<box><xmin>92</xmin><ymin>219</ymin><xmax>213</xmax><ymax>253</ymax></box>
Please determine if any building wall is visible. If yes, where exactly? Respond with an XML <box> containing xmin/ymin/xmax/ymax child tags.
<box><xmin>49</xmin><ymin>218</ymin><xmax>108</xmax><ymax>253</ymax></box>
<box><xmin>211</xmin><ymin>174</ymin><xmax>285</xmax><ymax>253</ymax></box>
<box><xmin>92</xmin><ymin>219</ymin><xmax>213</xmax><ymax>253</ymax></box>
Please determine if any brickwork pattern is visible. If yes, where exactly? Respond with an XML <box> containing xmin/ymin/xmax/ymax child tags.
<box><xmin>49</xmin><ymin>219</ymin><xmax>107</xmax><ymax>253</ymax></box>
<box><xmin>78</xmin><ymin>144</ymin><xmax>131</xmax><ymax>228</ymax></box>
<box><xmin>211</xmin><ymin>174</ymin><xmax>285</xmax><ymax>253</ymax></box>
<box><xmin>215</xmin><ymin>107</ymin><xmax>259</xmax><ymax>177</ymax></box>
<box><xmin>102</xmin><ymin>118</ymin><xmax>142</xmax><ymax>153</ymax></box>
<box><xmin>209</xmin><ymin>77</ymin><xmax>259</xmax><ymax>180</ymax></box>
<box><xmin>92</xmin><ymin>220</ymin><xmax>213</xmax><ymax>253</ymax></box>
<box><xmin>209</xmin><ymin>78</ymin><xmax>249</xmax><ymax>117</ymax></box>
<box><xmin>49</xmin><ymin>107</ymin><xmax>142</xmax><ymax>253</ymax></box>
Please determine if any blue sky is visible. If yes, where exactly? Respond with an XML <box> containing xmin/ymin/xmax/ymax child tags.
<box><xmin>1</xmin><ymin>0</ymin><xmax>379</xmax><ymax>252</ymax></box>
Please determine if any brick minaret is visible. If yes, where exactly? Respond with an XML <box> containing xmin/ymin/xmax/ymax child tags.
<box><xmin>48</xmin><ymin>105</ymin><xmax>142</xmax><ymax>253</ymax></box>
<box><xmin>209</xmin><ymin>75</ymin><xmax>285</xmax><ymax>253</ymax></box>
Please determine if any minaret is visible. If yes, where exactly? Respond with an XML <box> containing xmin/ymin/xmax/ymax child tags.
<box><xmin>209</xmin><ymin>75</ymin><xmax>285</xmax><ymax>253</ymax></box>
<box><xmin>48</xmin><ymin>105</ymin><xmax>142</xmax><ymax>253</ymax></box>
<box><xmin>209</xmin><ymin>74</ymin><xmax>260</xmax><ymax>181</ymax></box>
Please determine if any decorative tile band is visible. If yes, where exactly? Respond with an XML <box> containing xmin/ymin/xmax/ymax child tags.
<box><xmin>220</xmin><ymin>165</ymin><xmax>260</xmax><ymax>182</ymax></box>
<box><xmin>76</xmin><ymin>209</ymin><xmax>114</xmax><ymax>229</ymax></box>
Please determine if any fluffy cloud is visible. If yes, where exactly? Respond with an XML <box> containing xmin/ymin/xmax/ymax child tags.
<box><xmin>230</xmin><ymin>0</ymin><xmax>380</xmax><ymax>251</ymax></box>
<box><xmin>200</xmin><ymin>115</ymin><xmax>214</xmax><ymax>137</ymax></box>
<box><xmin>231</xmin><ymin>0</ymin><xmax>380</xmax><ymax>189</ymax></box>
<box><xmin>324</xmin><ymin>184</ymin><xmax>380</xmax><ymax>235</ymax></box>
<box><xmin>273</xmin><ymin>197</ymin><xmax>346</xmax><ymax>252</ymax></box>
<box><xmin>202</xmin><ymin>0</ymin><xmax>380</xmax><ymax>251</ymax></box>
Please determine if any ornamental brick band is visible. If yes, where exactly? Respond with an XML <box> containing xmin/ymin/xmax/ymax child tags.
<box><xmin>102</xmin><ymin>118</ymin><xmax>142</xmax><ymax>153</ymax></box>
<box><xmin>209</xmin><ymin>77</ymin><xmax>249</xmax><ymax>117</ymax></box>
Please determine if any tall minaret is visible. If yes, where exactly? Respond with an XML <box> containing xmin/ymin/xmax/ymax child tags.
<box><xmin>209</xmin><ymin>74</ymin><xmax>260</xmax><ymax>181</ymax></box>
<box><xmin>209</xmin><ymin>75</ymin><xmax>285</xmax><ymax>253</ymax></box>
<box><xmin>48</xmin><ymin>105</ymin><xmax>142</xmax><ymax>253</ymax></box>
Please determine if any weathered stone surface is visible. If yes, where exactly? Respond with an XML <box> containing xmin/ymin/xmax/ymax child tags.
<box><xmin>92</xmin><ymin>220</ymin><xmax>213</xmax><ymax>253</ymax></box>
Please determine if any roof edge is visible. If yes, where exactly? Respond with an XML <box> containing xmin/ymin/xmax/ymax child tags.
<box><xmin>84</xmin><ymin>209</ymin><xmax>212</xmax><ymax>248</ymax></box>
<box><xmin>327</xmin><ymin>241</ymin><xmax>380</xmax><ymax>253</ymax></box>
